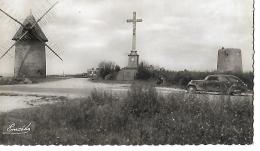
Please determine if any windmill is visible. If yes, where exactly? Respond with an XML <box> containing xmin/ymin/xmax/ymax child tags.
<box><xmin>0</xmin><ymin>1</ymin><xmax>63</xmax><ymax>78</ymax></box>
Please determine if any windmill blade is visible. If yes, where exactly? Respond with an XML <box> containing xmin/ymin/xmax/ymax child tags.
<box><xmin>1</xmin><ymin>1</ymin><xmax>58</xmax><ymax>31</ymax></box>
<box><xmin>0</xmin><ymin>43</ymin><xmax>16</xmax><ymax>60</ymax></box>
<box><xmin>45</xmin><ymin>43</ymin><xmax>63</xmax><ymax>61</ymax></box>
<box><xmin>17</xmin><ymin>1</ymin><xmax>59</xmax><ymax>39</ymax></box>
<box><xmin>1</xmin><ymin>1</ymin><xmax>59</xmax><ymax>34</ymax></box>
<box><xmin>0</xmin><ymin>8</ymin><xmax>24</xmax><ymax>27</ymax></box>
<box><xmin>0</xmin><ymin>31</ymin><xmax>29</xmax><ymax>60</ymax></box>
<box><xmin>33</xmin><ymin>1</ymin><xmax>59</xmax><ymax>27</ymax></box>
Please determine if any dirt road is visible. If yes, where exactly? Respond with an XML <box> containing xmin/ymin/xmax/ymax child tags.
<box><xmin>0</xmin><ymin>78</ymin><xmax>185</xmax><ymax>113</ymax></box>
<box><xmin>0</xmin><ymin>78</ymin><xmax>185</xmax><ymax>97</ymax></box>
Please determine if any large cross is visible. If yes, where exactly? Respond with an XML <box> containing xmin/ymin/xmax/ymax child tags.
<box><xmin>127</xmin><ymin>11</ymin><xmax>142</xmax><ymax>51</ymax></box>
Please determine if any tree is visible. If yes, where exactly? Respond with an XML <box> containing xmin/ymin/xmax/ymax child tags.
<box><xmin>115</xmin><ymin>65</ymin><xmax>121</xmax><ymax>72</ymax></box>
<box><xmin>136</xmin><ymin>62</ymin><xmax>152</xmax><ymax>80</ymax></box>
<box><xmin>98</xmin><ymin>61</ymin><xmax>120</xmax><ymax>79</ymax></box>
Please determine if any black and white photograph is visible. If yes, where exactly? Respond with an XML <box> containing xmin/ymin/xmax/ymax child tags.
<box><xmin>0</xmin><ymin>0</ymin><xmax>256</xmax><ymax>148</ymax></box>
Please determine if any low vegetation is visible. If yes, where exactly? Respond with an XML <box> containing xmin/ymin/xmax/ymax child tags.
<box><xmin>0</xmin><ymin>77</ymin><xmax>32</xmax><ymax>85</ymax></box>
<box><xmin>0</xmin><ymin>84</ymin><xmax>253</xmax><ymax>145</ymax></box>
<box><xmin>136</xmin><ymin>62</ymin><xmax>153</xmax><ymax>80</ymax></box>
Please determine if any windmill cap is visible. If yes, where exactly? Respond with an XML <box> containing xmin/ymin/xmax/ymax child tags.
<box><xmin>12</xmin><ymin>14</ymin><xmax>48</xmax><ymax>42</ymax></box>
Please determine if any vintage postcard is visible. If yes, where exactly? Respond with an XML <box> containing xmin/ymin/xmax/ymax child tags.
<box><xmin>0</xmin><ymin>0</ymin><xmax>254</xmax><ymax>147</ymax></box>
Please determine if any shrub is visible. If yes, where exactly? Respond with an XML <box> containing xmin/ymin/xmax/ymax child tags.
<box><xmin>233</xmin><ymin>72</ymin><xmax>254</xmax><ymax>90</ymax></box>
<box><xmin>123</xmin><ymin>84</ymin><xmax>160</xmax><ymax>118</ymax></box>
<box><xmin>136</xmin><ymin>62</ymin><xmax>152</xmax><ymax>80</ymax></box>
<box><xmin>98</xmin><ymin>61</ymin><xmax>120</xmax><ymax>79</ymax></box>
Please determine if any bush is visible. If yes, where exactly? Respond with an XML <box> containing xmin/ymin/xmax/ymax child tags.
<box><xmin>233</xmin><ymin>72</ymin><xmax>254</xmax><ymax>90</ymax></box>
<box><xmin>136</xmin><ymin>62</ymin><xmax>152</xmax><ymax>80</ymax></box>
<box><xmin>98</xmin><ymin>61</ymin><xmax>120</xmax><ymax>80</ymax></box>
<box><xmin>123</xmin><ymin>84</ymin><xmax>160</xmax><ymax>118</ymax></box>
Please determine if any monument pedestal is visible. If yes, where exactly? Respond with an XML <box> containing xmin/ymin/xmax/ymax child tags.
<box><xmin>116</xmin><ymin>50</ymin><xmax>139</xmax><ymax>81</ymax></box>
<box><xmin>116</xmin><ymin>68</ymin><xmax>137</xmax><ymax>81</ymax></box>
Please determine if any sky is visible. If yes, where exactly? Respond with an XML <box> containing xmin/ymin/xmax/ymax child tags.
<box><xmin>0</xmin><ymin>0</ymin><xmax>254</xmax><ymax>76</ymax></box>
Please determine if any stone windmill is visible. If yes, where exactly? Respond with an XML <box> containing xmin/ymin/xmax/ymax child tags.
<box><xmin>0</xmin><ymin>2</ymin><xmax>62</xmax><ymax>78</ymax></box>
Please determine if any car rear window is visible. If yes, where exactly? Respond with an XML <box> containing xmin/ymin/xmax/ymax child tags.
<box><xmin>218</xmin><ymin>76</ymin><xmax>229</xmax><ymax>82</ymax></box>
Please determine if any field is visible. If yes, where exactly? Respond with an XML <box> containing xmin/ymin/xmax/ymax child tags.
<box><xmin>0</xmin><ymin>83</ymin><xmax>253</xmax><ymax>145</ymax></box>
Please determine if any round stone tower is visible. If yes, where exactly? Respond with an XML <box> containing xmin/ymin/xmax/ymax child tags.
<box><xmin>217</xmin><ymin>47</ymin><xmax>243</xmax><ymax>73</ymax></box>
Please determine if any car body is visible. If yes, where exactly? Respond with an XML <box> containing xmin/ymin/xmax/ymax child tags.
<box><xmin>187</xmin><ymin>74</ymin><xmax>248</xmax><ymax>95</ymax></box>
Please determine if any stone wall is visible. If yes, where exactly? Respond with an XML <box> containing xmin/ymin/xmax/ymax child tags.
<box><xmin>116</xmin><ymin>68</ymin><xmax>137</xmax><ymax>81</ymax></box>
<box><xmin>14</xmin><ymin>40</ymin><xmax>46</xmax><ymax>78</ymax></box>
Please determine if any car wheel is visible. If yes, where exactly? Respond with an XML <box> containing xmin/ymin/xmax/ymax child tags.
<box><xmin>227</xmin><ymin>87</ymin><xmax>235</xmax><ymax>95</ymax></box>
<box><xmin>188</xmin><ymin>86</ymin><xmax>196</xmax><ymax>93</ymax></box>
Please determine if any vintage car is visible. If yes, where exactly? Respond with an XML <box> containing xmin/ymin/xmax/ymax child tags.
<box><xmin>187</xmin><ymin>74</ymin><xmax>248</xmax><ymax>95</ymax></box>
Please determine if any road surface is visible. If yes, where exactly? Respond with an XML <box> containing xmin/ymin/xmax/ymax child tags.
<box><xmin>0</xmin><ymin>78</ymin><xmax>185</xmax><ymax>98</ymax></box>
<box><xmin>0</xmin><ymin>78</ymin><xmax>186</xmax><ymax>113</ymax></box>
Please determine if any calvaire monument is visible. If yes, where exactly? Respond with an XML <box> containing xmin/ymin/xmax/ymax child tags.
<box><xmin>116</xmin><ymin>11</ymin><xmax>142</xmax><ymax>81</ymax></box>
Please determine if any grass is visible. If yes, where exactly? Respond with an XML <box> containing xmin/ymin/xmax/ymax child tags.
<box><xmin>0</xmin><ymin>84</ymin><xmax>253</xmax><ymax>145</ymax></box>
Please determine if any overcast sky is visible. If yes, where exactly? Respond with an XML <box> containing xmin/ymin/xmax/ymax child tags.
<box><xmin>0</xmin><ymin>0</ymin><xmax>253</xmax><ymax>75</ymax></box>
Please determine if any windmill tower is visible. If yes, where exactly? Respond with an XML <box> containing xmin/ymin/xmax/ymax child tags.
<box><xmin>0</xmin><ymin>2</ymin><xmax>62</xmax><ymax>78</ymax></box>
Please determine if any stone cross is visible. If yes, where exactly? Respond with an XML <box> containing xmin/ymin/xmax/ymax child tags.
<box><xmin>127</xmin><ymin>12</ymin><xmax>142</xmax><ymax>51</ymax></box>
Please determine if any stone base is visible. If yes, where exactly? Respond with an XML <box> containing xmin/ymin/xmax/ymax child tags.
<box><xmin>116</xmin><ymin>68</ymin><xmax>137</xmax><ymax>81</ymax></box>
